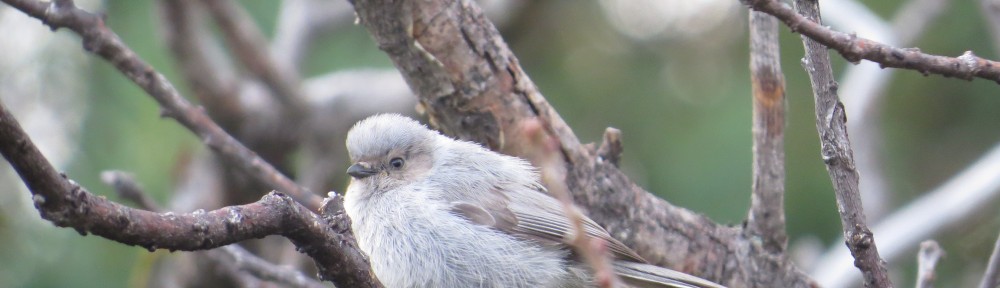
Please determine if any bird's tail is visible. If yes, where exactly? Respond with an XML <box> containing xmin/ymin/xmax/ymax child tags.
<box><xmin>613</xmin><ymin>261</ymin><xmax>726</xmax><ymax>288</ymax></box>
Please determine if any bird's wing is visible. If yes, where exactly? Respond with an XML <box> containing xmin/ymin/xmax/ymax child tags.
<box><xmin>448</xmin><ymin>183</ymin><xmax>645</xmax><ymax>263</ymax></box>
<box><xmin>614</xmin><ymin>261</ymin><xmax>727</xmax><ymax>288</ymax></box>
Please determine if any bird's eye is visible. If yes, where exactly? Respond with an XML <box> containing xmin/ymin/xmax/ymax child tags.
<box><xmin>389</xmin><ymin>157</ymin><xmax>404</xmax><ymax>168</ymax></box>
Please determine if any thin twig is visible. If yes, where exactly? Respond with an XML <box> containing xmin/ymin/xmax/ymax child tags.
<box><xmin>746</xmin><ymin>10</ymin><xmax>788</xmax><ymax>255</ymax></box>
<box><xmin>980</xmin><ymin>230</ymin><xmax>1000</xmax><ymax>288</ymax></box>
<box><xmin>0</xmin><ymin>0</ymin><xmax>321</xmax><ymax>209</ymax></box>
<box><xmin>821</xmin><ymin>0</ymin><xmax>951</xmax><ymax>226</ymax></box>
<box><xmin>809</xmin><ymin>1</ymin><xmax>951</xmax><ymax>284</ymax></box>
<box><xmin>793</xmin><ymin>0</ymin><xmax>893</xmax><ymax>287</ymax></box>
<box><xmin>916</xmin><ymin>240</ymin><xmax>943</xmax><ymax>288</ymax></box>
<box><xmin>813</xmin><ymin>142</ymin><xmax>1000</xmax><ymax>288</ymax></box>
<box><xmin>213</xmin><ymin>246</ymin><xmax>329</xmax><ymax>288</ymax></box>
<box><xmin>157</xmin><ymin>0</ymin><xmax>244</xmax><ymax>130</ymax></box>
<box><xmin>200</xmin><ymin>0</ymin><xmax>307</xmax><ymax>114</ymax></box>
<box><xmin>521</xmin><ymin>119</ymin><xmax>622</xmax><ymax>288</ymax></box>
<box><xmin>745</xmin><ymin>0</ymin><xmax>1000</xmax><ymax>84</ymax></box>
<box><xmin>161</xmin><ymin>0</ymin><xmax>303</xmax><ymax>211</ymax></box>
<box><xmin>101</xmin><ymin>170</ymin><xmax>163</xmax><ymax>211</ymax></box>
<box><xmin>821</xmin><ymin>0</ymin><xmax>897</xmax><ymax>222</ymax></box>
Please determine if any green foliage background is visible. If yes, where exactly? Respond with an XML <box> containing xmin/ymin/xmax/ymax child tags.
<box><xmin>2</xmin><ymin>0</ymin><xmax>1000</xmax><ymax>287</ymax></box>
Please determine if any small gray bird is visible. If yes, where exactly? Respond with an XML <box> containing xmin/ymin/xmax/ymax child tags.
<box><xmin>343</xmin><ymin>114</ymin><xmax>725</xmax><ymax>288</ymax></box>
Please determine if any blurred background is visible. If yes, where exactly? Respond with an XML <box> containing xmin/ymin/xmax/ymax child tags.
<box><xmin>2</xmin><ymin>0</ymin><xmax>999</xmax><ymax>287</ymax></box>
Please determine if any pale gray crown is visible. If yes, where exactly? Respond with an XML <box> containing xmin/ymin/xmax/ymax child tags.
<box><xmin>345</xmin><ymin>114</ymin><xmax>436</xmax><ymax>162</ymax></box>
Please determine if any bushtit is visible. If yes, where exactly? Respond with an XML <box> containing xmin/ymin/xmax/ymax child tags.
<box><xmin>343</xmin><ymin>114</ymin><xmax>724</xmax><ymax>288</ymax></box>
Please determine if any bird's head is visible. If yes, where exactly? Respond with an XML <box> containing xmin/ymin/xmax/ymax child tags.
<box><xmin>345</xmin><ymin>114</ymin><xmax>437</xmax><ymax>195</ymax></box>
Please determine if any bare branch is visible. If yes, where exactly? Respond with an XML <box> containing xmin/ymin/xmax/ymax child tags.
<box><xmin>916</xmin><ymin>240</ymin><xmax>943</xmax><ymax>288</ymax></box>
<box><xmin>213</xmin><ymin>246</ymin><xmax>329</xmax><ymax>288</ymax></box>
<box><xmin>821</xmin><ymin>0</ymin><xmax>950</xmax><ymax>223</ymax></box>
<box><xmin>101</xmin><ymin>170</ymin><xmax>162</xmax><ymax>211</ymax></box>
<box><xmin>793</xmin><ymin>1</ymin><xmax>892</xmax><ymax>287</ymax></box>
<box><xmin>0</xmin><ymin>98</ymin><xmax>378</xmax><ymax>287</ymax></box>
<box><xmin>0</xmin><ymin>0</ymin><xmax>321</xmax><ymax>208</ymax></box>
<box><xmin>99</xmin><ymin>170</ymin><xmax>328</xmax><ymax>288</ymax></box>
<box><xmin>813</xmin><ymin>142</ymin><xmax>1000</xmax><ymax>288</ymax></box>
<box><xmin>200</xmin><ymin>0</ymin><xmax>308</xmax><ymax>113</ymax></box>
<box><xmin>745</xmin><ymin>0</ymin><xmax>1000</xmax><ymax>83</ymax></box>
<box><xmin>746</xmin><ymin>10</ymin><xmax>788</xmax><ymax>254</ymax></box>
<box><xmin>520</xmin><ymin>119</ymin><xmax>622</xmax><ymax>288</ymax></box>
<box><xmin>980</xmin><ymin>230</ymin><xmax>1000</xmax><ymax>288</ymax></box>
<box><xmin>822</xmin><ymin>0</ymin><xmax>897</xmax><ymax>222</ymax></box>
<box><xmin>803</xmin><ymin>5</ymin><xmax>954</xmax><ymax>269</ymax></box>
<box><xmin>157</xmin><ymin>0</ymin><xmax>244</xmax><ymax>130</ymax></box>
<box><xmin>810</xmin><ymin>1</ymin><xmax>950</xmax><ymax>284</ymax></box>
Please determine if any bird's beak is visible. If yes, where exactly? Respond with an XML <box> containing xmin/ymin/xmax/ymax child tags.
<box><xmin>347</xmin><ymin>162</ymin><xmax>378</xmax><ymax>179</ymax></box>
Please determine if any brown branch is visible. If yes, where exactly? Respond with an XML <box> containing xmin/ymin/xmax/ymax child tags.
<box><xmin>349</xmin><ymin>0</ymin><xmax>816</xmax><ymax>286</ymax></box>
<box><xmin>831</xmin><ymin>0</ymin><xmax>951</xmax><ymax>224</ymax></box>
<box><xmin>100</xmin><ymin>171</ymin><xmax>328</xmax><ymax>288</ymax></box>
<box><xmin>793</xmin><ymin>1</ymin><xmax>892</xmax><ymax>288</ymax></box>
<box><xmin>980</xmin><ymin>230</ymin><xmax>1000</xmax><ymax>288</ymax></box>
<box><xmin>0</xmin><ymin>0</ymin><xmax>321</xmax><ymax>209</ymax></box>
<box><xmin>746</xmin><ymin>10</ymin><xmax>788</xmax><ymax>254</ymax></box>
<box><xmin>916</xmin><ymin>240</ymin><xmax>942</xmax><ymax>288</ymax></box>
<box><xmin>157</xmin><ymin>0</ymin><xmax>244</xmax><ymax>131</ymax></box>
<box><xmin>200</xmin><ymin>0</ymin><xmax>308</xmax><ymax>114</ymax></box>
<box><xmin>744</xmin><ymin>0</ymin><xmax>1000</xmax><ymax>84</ymax></box>
<box><xmin>0</xmin><ymin>99</ymin><xmax>379</xmax><ymax>287</ymax></box>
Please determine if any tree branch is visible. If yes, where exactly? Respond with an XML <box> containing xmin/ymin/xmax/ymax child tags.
<box><xmin>213</xmin><ymin>245</ymin><xmax>329</xmax><ymax>288</ymax></box>
<box><xmin>100</xmin><ymin>171</ymin><xmax>328</xmax><ymax>288</ymax></box>
<box><xmin>157</xmin><ymin>0</ymin><xmax>244</xmax><ymax>131</ymax></box>
<box><xmin>746</xmin><ymin>10</ymin><xmax>788</xmax><ymax>254</ymax></box>
<box><xmin>200</xmin><ymin>0</ymin><xmax>307</xmax><ymax>114</ymax></box>
<box><xmin>821</xmin><ymin>0</ymin><xmax>951</xmax><ymax>223</ymax></box>
<box><xmin>793</xmin><ymin>1</ymin><xmax>892</xmax><ymax>287</ymax></box>
<box><xmin>916</xmin><ymin>240</ymin><xmax>942</xmax><ymax>288</ymax></box>
<box><xmin>101</xmin><ymin>170</ymin><xmax>163</xmax><ymax>211</ymax></box>
<box><xmin>815</xmin><ymin>141</ymin><xmax>1000</xmax><ymax>287</ymax></box>
<box><xmin>0</xmin><ymin>98</ymin><xmax>378</xmax><ymax>287</ymax></box>
<box><xmin>822</xmin><ymin>0</ymin><xmax>898</xmax><ymax>223</ymax></box>
<box><xmin>745</xmin><ymin>0</ymin><xmax>1000</xmax><ymax>83</ymax></box>
<box><xmin>980</xmin><ymin>230</ymin><xmax>1000</xmax><ymax>288</ymax></box>
<box><xmin>0</xmin><ymin>0</ymin><xmax>321</xmax><ymax>209</ymax></box>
